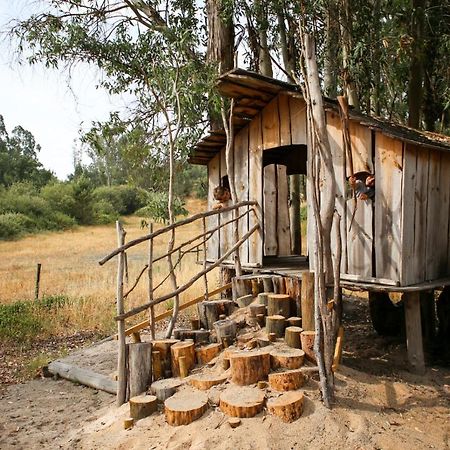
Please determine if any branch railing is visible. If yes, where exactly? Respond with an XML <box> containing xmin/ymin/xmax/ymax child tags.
<box><xmin>100</xmin><ymin>200</ymin><xmax>259</xmax><ymax>405</ymax></box>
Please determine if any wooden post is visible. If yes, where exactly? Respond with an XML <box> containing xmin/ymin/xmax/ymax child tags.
<box><xmin>116</xmin><ymin>221</ymin><xmax>127</xmax><ymax>406</ymax></box>
<box><xmin>128</xmin><ymin>342</ymin><xmax>152</xmax><ymax>398</ymax></box>
<box><xmin>34</xmin><ymin>263</ymin><xmax>42</xmax><ymax>301</ymax></box>
<box><xmin>148</xmin><ymin>223</ymin><xmax>155</xmax><ymax>340</ymax></box>
<box><xmin>301</xmin><ymin>272</ymin><xmax>315</xmax><ymax>331</ymax></box>
<box><xmin>404</xmin><ymin>292</ymin><xmax>425</xmax><ymax>374</ymax></box>
<box><xmin>202</xmin><ymin>217</ymin><xmax>209</xmax><ymax>301</ymax></box>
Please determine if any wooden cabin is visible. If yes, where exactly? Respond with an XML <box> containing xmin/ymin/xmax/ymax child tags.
<box><xmin>190</xmin><ymin>68</ymin><xmax>450</xmax><ymax>290</ymax></box>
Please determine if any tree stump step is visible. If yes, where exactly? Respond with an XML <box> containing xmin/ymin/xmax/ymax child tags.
<box><xmin>270</xmin><ymin>348</ymin><xmax>305</xmax><ymax>370</ymax></box>
<box><xmin>129</xmin><ymin>394</ymin><xmax>157</xmax><ymax>420</ymax></box>
<box><xmin>189</xmin><ymin>372</ymin><xmax>229</xmax><ymax>390</ymax></box>
<box><xmin>268</xmin><ymin>369</ymin><xmax>306</xmax><ymax>391</ymax></box>
<box><xmin>164</xmin><ymin>391</ymin><xmax>208</xmax><ymax>426</ymax></box>
<box><xmin>267</xmin><ymin>391</ymin><xmax>304</xmax><ymax>422</ymax></box>
<box><xmin>196</xmin><ymin>343</ymin><xmax>222</xmax><ymax>364</ymax></box>
<box><xmin>229</xmin><ymin>350</ymin><xmax>271</xmax><ymax>385</ymax></box>
<box><xmin>219</xmin><ymin>386</ymin><xmax>265</xmax><ymax>418</ymax></box>
<box><xmin>151</xmin><ymin>378</ymin><xmax>184</xmax><ymax>402</ymax></box>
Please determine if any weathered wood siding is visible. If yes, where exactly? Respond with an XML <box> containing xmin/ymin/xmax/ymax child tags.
<box><xmin>206</xmin><ymin>153</ymin><xmax>220</xmax><ymax>262</ymax></box>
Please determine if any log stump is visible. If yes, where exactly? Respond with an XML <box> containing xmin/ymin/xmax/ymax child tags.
<box><xmin>189</xmin><ymin>373</ymin><xmax>228</xmax><ymax>390</ymax></box>
<box><xmin>151</xmin><ymin>378</ymin><xmax>183</xmax><ymax>402</ymax></box>
<box><xmin>249</xmin><ymin>304</ymin><xmax>267</xmax><ymax>318</ymax></box>
<box><xmin>196</xmin><ymin>343</ymin><xmax>222</xmax><ymax>364</ymax></box>
<box><xmin>171</xmin><ymin>341</ymin><xmax>195</xmax><ymax>377</ymax></box>
<box><xmin>270</xmin><ymin>348</ymin><xmax>305</xmax><ymax>370</ymax></box>
<box><xmin>152</xmin><ymin>339</ymin><xmax>179</xmax><ymax>378</ymax></box>
<box><xmin>164</xmin><ymin>391</ymin><xmax>208</xmax><ymax>426</ymax></box>
<box><xmin>287</xmin><ymin>317</ymin><xmax>302</xmax><ymax>327</ymax></box>
<box><xmin>190</xmin><ymin>318</ymin><xmax>200</xmax><ymax>330</ymax></box>
<box><xmin>237</xmin><ymin>294</ymin><xmax>254</xmax><ymax>308</ymax></box>
<box><xmin>301</xmin><ymin>272</ymin><xmax>315</xmax><ymax>331</ymax></box>
<box><xmin>285</xmin><ymin>326</ymin><xmax>303</xmax><ymax>349</ymax></box>
<box><xmin>219</xmin><ymin>386</ymin><xmax>265</xmax><ymax>418</ymax></box>
<box><xmin>267</xmin><ymin>391</ymin><xmax>304</xmax><ymax>422</ymax></box>
<box><xmin>256</xmin><ymin>314</ymin><xmax>265</xmax><ymax>327</ymax></box>
<box><xmin>152</xmin><ymin>351</ymin><xmax>162</xmax><ymax>380</ymax></box>
<box><xmin>214</xmin><ymin>319</ymin><xmax>237</xmax><ymax>343</ymax></box>
<box><xmin>129</xmin><ymin>394</ymin><xmax>157</xmax><ymax>420</ymax></box>
<box><xmin>300</xmin><ymin>331</ymin><xmax>316</xmax><ymax>362</ymax></box>
<box><xmin>272</xmin><ymin>276</ymin><xmax>286</xmax><ymax>294</ymax></box>
<box><xmin>268</xmin><ymin>294</ymin><xmax>291</xmax><ymax>318</ymax></box>
<box><xmin>128</xmin><ymin>342</ymin><xmax>152</xmax><ymax>398</ymax></box>
<box><xmin>266</xmin><ymin>315</ymin><xmax>286</xmax><ymax>338</ymax></box>
<box><xmin>268</xmin><ymin>369</ymin><xmax>306</xmax><ymax>391</ymax></box>
<box><xmin>229</xmin><ymin>350</ymin><xmax>271</xmax><ymax>385</ymax></box>
<box><xmin>258</xmin><ymin>292</ymin><xmax>270</xmax><ymax>306</ymax></box>
<box><xmin>257</xmin><ymin>337</ymin><xmax>271</xmax><ymax>347</ymax></box>
<box><xmin>198</xmin><ymin>299</ymin><xmax>235</xmax><ymax>330</ymax></box>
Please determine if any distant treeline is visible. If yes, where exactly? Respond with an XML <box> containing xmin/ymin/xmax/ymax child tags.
<box><xmin>0</xmin><ymin>114</ymin><xmax>206</xmax><ymax>240</ymax></box>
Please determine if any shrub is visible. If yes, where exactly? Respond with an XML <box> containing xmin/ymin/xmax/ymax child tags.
<box><xmin>40</xmin><ymin>182</ymin><xmax>76</xmax><ymax>216</ymax></box>
<box><xmin>0</xmin><ymin>212</ymin><xmax>35</xmax><ymax>239</ymax></box>
<box><xmin>92</xmin><ymin>199</ymin><xmax>119</xmax><ymax>224</ymax></box>
<box><xmin>92</xmin><ymin>185</ymin><xmax>146</xmax><ymax>215</ymax></box>
<box><xmin>135</xmin><ymin>191</ymin><xmax>188</xmax><ymax>223</ymax></box>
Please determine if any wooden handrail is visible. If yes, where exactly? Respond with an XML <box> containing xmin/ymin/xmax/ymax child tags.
<box><xmin>123</xmin><ymin>283</ymin><xmax>232</xmax><ymax>337</ymax></box>
<box><xmin>99</xmin><ymin>201</ymin><xmax>257</xmax><ymax>265</ymax></box>
<box><xmin>116</xmin><ymin>223</ymin><xmax>260</xmax><ymax>321</ymax></box>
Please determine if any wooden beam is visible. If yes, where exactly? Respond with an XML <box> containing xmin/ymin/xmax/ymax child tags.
<box><xmin>123</xmin><ymin>283</ymin><xmax>232</xmax><ymax>336</ymax></box>
<box><xmin>404</xmin><ymin>292</ymin><xmax>425</xmax><ymax>374</ymax></box>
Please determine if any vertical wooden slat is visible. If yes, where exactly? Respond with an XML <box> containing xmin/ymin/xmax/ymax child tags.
<box><xmin>148</xmin><ymin>223</ymin><xmax>155</xmax><ymax>340</ymax></box>
<box><xmin>400</xmin><ymin>144</ymin><xmax>418</xmax><ymax>285</ymax></box>
<box><xmin>276</xmin><ymin>165</ymin><xmax>292</xmax><ymax>255</ymax></box>
<box><xmin>264</xmin><ymin>164</ymin><xmax>278</xmax><ymax>256</ymax></box>
<box><xmin>207</xmin><ymin>153</ymin><xmax>220</xmax><ymax>261</ymax></box>
<box><xmin>278</xmin><ymin>93</ymin><xmax>292</xmax><ymax>146</ymax></box>
<box><xmin>374</xmin><ymin>133</ymin><xmax>403</xmax><ymax>283</ymax></box>
<box><xmin>248</xmin><ymin>113</ymin><xmax>263</xmax><ymax>266</ymax></box>
<box><xmin>220</xmin><ymin>147</ymin><xmax>233</xmax><ymax>263</ymax></box>
<box><xmin>289</xmin><ymin>96</ymin><xmax>307</xmax><ymax>145</ymax></box>
<box><xmin>262</xmin><ymin>97</ymin><xmax>280</xmax><ymax>149</ymax></box>
<box><xmin>234</xmin><ymin>126</ymin><xmax>250</xmax><ymax>265</ymax></box>
<box><xmin>116</xmin><ymin>221</ymin><xmax>127</xmax><ymax>406</ymax></box>
<box><xmin>348</xmin><ymin>121</ymin><xmax>373</xmax><ymax>174</ymax></box>
<box><xmin>326</xmin><ymin>111</ymin><xmax>348</xmax><ymax>273</ymax></box>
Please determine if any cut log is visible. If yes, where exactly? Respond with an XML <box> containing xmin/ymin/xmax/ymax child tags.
<box><xmin>287</xmin><ymin>317</ymin><xmax>302</xmax><ymax>327</ymax></box>
<box><xmin>214</xmin><ymin>319</ymin><xmax>237</xmax><ymax>343</ymax></box>
<box><xmin>286</xmin><ymin>277</ymin><xmax>302</xmax><ymax>316</ymax></box>
<box><xmin>164</xmin><ymin>391</ymin><xmax>208</xmax><ymax>426</ymax></box>
<box><xmin>258</xmin><ymin>292</ymin><xmax>270</xmax><ymax>306</ymax></box>
<box><xmin>266</xmin><ymin>315</ymin><xmax>286</xmax><ymax>338</ymax></box>
<box><xmin>267</xmin><ymin>391</ymin><xmax>304</xmax><ymax>422</ymax></box>
<box><xmin>219</xmin><ymin>386</ymin><xmax>265</xmax><ymax>418</ymax></box>
<box><xmin>268</xmin><ymin>332</ymin><xmax>277</xmax><ymax>342</ymax></box>
<box><xmin>190</xmin><ymin>318</ymin><xmax>200</xmax><ymax>330</ymax></box>
<box><xmin>128</xmin><ymin>342</ymin><xmax>152</xmax><ymax>398</ymax></box>
<box><xmin>257</xmin><ymin>337</ymin><xmax>271</xmax><ymax>347</ymax></box>
<box><xmin>268</xmin><ymin>294</ymin><xmax>291</xmax><ymax>318</ymax></box>
<box><xmin>47</xmin><ymin>361</ymin><xmax>117</xmax><ymax>395</ymax></box>
<box><xmin>152</xmin><ymin>351</ymin><xmax>162</xmax><ymax>380</ymax></box>
<box><xmin>179</xmin><ymin>356</ymin><xmax>188</xmax><ymax>378</ymax></box>
<box><xmin>228</xmin><ymin>417</ymin><xmax>241</xmax><ymax>428</ymax></box>
<box><xmin>129</xmin><ymin>394</ymin><xmax>157</xmax><ymax>420</ymax></box>
<box><xmin>192</xmin><ymin>329</ymin><xmax>211</xmax><ymax>344</ymax></box>
<box><xmin>171</xmin><ymin>341</ymin><xmax>195</xmax><ymax>377</ymax></box>
<box><xmin>262</xmin><ymin>277</ymin><xmax>273</xmax><ymax>292</ymax></box>
<box><xmin>151</xmin><ymin>378</ymin><xmax>183</xmax><ymax>402</ymax></box>
<box><xmin>256</xmin><ymin>313</ymin><xmax>265</xmax><ymax>327</ymax></box>
<box><xmin>301</xmin><ymin>272</ymin><xmax>315</xmax><ymax>331</ymax></box>
<box><xmin>268</xmin><ymin>369</ymin><xmax>306</xmax><ymax>391</ymax></box>
<box><xmin>123</xmin><ymin>417</ymin><xmax>134</xmax><ymax>429</ymax></box>
<box><xmin>251</xmin><ymin>279</ymin><xmax>263</xmax><ymax>296</ymax></box>
<box><xmin>152</xmin><ymin>339</ymin><xmax>179</xmax><ymax>378</ymax></box>
<box><xmin>237</xmin><ymin>294</ymin><xmax>254</xmax><ymax>308</ymax></box>
<box><xmin>198</xmin><ymin>299</ymin><xmax>235</xmax><ymax>330</ymax></box>
<box><xmin>232</xmin><ymin>277</ymin><xmax>253</xmax><ymax>302</ymax></box>
<box><xmin>300</xmin><ymin>331</ymin><xmax>316</xmax><ymax>362</ymax></box>
<box><xmin>229</xmin><ymin>350</ymin><xmax>271</xmax><ymax>385</ymax></box>
<box><xmin>285</xmin><ymin>326</ymin><xmax>303</xmax><ymax>349</ymax></box>
<box><xmin>196</xmin><ymin>343</ymin><xmax>222</xmax><ymax>364</ymax></box>
<box><xmin>257</xmin><ymin>381</ymin><xmax>268</xmax><ymax>389</ymax></box>
<box><xmin>131</xmin><ymin>332</ymin><xmax>141</xmax><ymax>343</ymax></box>
<box><xmin>189</xmin><ymin>373</ymin><xmax>228</xmax><ymax>390</ymax></box>
<box><xmin>332</xmin><ymin>326</ymin><xmax>344</xmax><ymax>372</ymax></box>
<box><xmin>174</xmin><ymin>329</ymin><xmax>210</xmax><ymax>343</ymax></box>
<box><xmin>249</xmin><ymin>304</ymin><xmax>267</xmax><ymax>318</ymax></box>
<box><xmin>270</xmin><ymin>348</ymin><xmax>305</xmax><ymax>369</ymax></box>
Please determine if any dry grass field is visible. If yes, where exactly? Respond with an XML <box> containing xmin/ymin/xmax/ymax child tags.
<box><xmin>0</xmin><ymin>198</ymin><xmax>218</xmax><ymax>341</ymax></box>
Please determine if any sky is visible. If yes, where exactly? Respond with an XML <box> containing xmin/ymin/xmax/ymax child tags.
<box><xmin>0</xmin><ymin>2</ymin><xmax>124</xmax><ymax>180</ymax></box>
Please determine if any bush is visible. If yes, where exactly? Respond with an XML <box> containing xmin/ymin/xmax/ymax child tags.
<box><xmin>135</xmin><ymin>191</ymin><xmax>188</xmax><ymax>223</ymax></box>
<box><xmin>92</xmin><ymin>199</ymin><xmax>119</xmax><ymax>224</ymax></box>
<box><xmin>40</xmin><ymin>182</ymin><xmax>76</xmax><ymax>216</ymax></box>
<box><xmin>0</xmin><ymin>212</ymin><xmax>35</xmax><ymax>239</ymax></box>
<box><xmin>93</xmin><ymin>185</ymin><xmax>146</xmax><ymax>215</ymax></box>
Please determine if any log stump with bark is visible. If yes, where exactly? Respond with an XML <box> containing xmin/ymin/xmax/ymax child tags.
<box><xmin>189</xmin><ymin>372</ymin><xmax>229</xmax><ymax>390</ymax></box>
<box><xmin>151</xmin><ymin>378</ymin><xmax>183</xmax><ymax>402</ymax></box>
<box><xmin>285</xmin><ymin>326</ymin><xmax>303</xmax><ymax>349</ymax></box>
<box><xmin>198</xmin><ymin>299</ymin><xmax>235</xmax><ymax>330</ymax></box>
<box><xmin>152</xmin><ymin>339</ymin><xmax>179</xmax><ymax>378</ymax></box>
<box><xmin>196</xmin><ymin>343</ymin><xmax>222</xmax><ymax>364</ymax></box>
<box><xmin>300</xmin><ymin>331</ymin><xmax>316</xmax><ymax>363</ymax></box>
<box><xmin>164</xmin><ymin>391</ymin><xmax>208</xmax><ymax>426</ymax></box>
<box><xmin>268</xmin><ymin>294</ymin><xmax>291</xmax><ymax>318</ymax></box>
<box><xmin>129</xmin><ymin>394</ymin><xmax>158</xmax><ymax>420</ymax></box>
<box><xmin>267</xmin><ymin>391</ymin><xmax>304</xmax><ymax>422</ymax></box>
<box><xmin>268</xmin><ymin>368</ymin><xmax>306</xmax><ymax>391</ymax></box>
<box><xmin>249</xmin><ymin>304</ymin><xmax>267</xmax><ymax>318</ymax></box>
<box><xmin>219</xmin><ymin>386</ymin><xmax>265</xmax><ymax>418</ymax></box>
<box><xmin>214</xmin><ymin>319</ymin><xmax>237</xmax><ymax>343</ymax></box>
<box><xmin>258</xmin><ymin>292</ymin><xmax>270</xmax><ymax>306</ymax></box>
<box><xmin>128</xmin><ymin>342</ymin><xmax>152</xmax><ymax>398</ymax></box>
<box><xmin>171</xmin><ymin>341</ymin><xmax>195</xmax><ymax>377</ymax></box>
<box><xmin>229</xmin><ymin>350</ymin><xmax>271</xmax><ymax>385</ymax></box>
<box><xmin>266</xmin><ymin>315</ymin><xmax>286</xmax><ymax>338</ymax></box>
<box><xmin>270</xmin><ymin>348</ymin><xmax>305</xmax><ymax>370</ymax></box>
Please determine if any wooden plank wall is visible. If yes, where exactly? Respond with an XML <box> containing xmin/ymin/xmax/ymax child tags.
<box><xmin>220</xmin><ymin>147</ymin><xmax>233</xmax><ymax>264</ymax></box>
<box><xmin>374</xmin><ymin>133</ymin><xmax>403</xmax><ymax>281</ymax></box>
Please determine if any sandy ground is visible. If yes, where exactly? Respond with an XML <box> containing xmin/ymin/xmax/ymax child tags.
<box><xmin>1</xmin><ymin>298</ymin><xmax>450</xmax><ymax>450</ymax></box>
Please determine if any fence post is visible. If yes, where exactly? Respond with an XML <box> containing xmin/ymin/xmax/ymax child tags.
<box><xmin>35</xmin><ymin>263</ymin><xmax>42</xmax><ymax>301</ymax></box>
<box><xmin>148</xmin><ymin>223</ymin><xmax>155</xmax><ymax>340</ymax></box>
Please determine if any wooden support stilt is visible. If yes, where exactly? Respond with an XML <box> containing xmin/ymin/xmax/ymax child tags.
<box><xmin>301</xmin><ymin>271</ymin><xmax>315</xmax><ymax>331</ymax></box>
<box><xmin>148</xmin><ymin>223</ymin><xmax>155</xmax><ymax>340</ymax></box>
<box><xmin>404</xmin><ymin>292</ymin><xmax>425</xmax><ymax>374</ymax></box>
